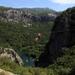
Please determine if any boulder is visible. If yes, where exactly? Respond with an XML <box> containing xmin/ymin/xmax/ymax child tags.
<box><xmin>0</xmin><ymin>69</ymin><xmax>16</xmax><ymax>75</ymax></box>
<box><xmin>0</xmin><ymin>47</ymin><xmax>23</xmax><ymax>66</ymax></box>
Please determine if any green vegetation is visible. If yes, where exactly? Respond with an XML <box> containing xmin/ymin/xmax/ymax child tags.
<box><xmin>48</xmin><ymin>46</ymin><xmax>75</xmax><ymax>75</ymax></box>
<box><xmin>27</xmin><ymin>8</ymin><xmax>56</xmax><ymax>16</ymax></box>
<box><xmin>0</xmin><ymin>6</ymin><xmax>75</xmax><ymax>75</ymax></box>
<box><xmin>1</xmin><ymin>20</ymin><xmax>74</xmax><ymax>75</ymax></box>
<box><xmin>0</xmin><ymin>18</ymin><xmax>75</xmax><ymax>75</ymax></box>
<box><xmin>0</xmin><ymin>21</ymin><xmax>53</xmax><ymax>59</ymax></box>
<box><xmin>0</xmin><ymin>46</ymin><xmax>75</xmax><ymax>75</ymax></box>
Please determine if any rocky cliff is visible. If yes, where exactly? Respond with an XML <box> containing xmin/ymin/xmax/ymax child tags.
<box><xmin>0</xmin><ymin>6</ymin><xmax>58</xmax><ymax>23</ymax></box>
<box><xmin>36</xmin><ymin>7</ymin><xmax>75</xmax><ymax>67</ymax></box>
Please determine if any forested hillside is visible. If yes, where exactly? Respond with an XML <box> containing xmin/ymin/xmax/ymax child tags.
<box><xmin>0</xmin><ymin>19</ymin><xmax>54</xmax><ymax>67</ymax></box>
<box><xmin>0</xmin><ymin>6</ymin><xmax>75</xmax><ymax>75</ymax></box>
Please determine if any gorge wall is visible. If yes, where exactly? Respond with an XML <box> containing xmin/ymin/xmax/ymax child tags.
<box><xmin>0</xmin><ymin>7</ymin><xmax>57</xmax><ymax>23</ymax></box>
<box><xmin>36</xmin><ymin>7</ymin><xmax>75</xmax><ymax>67</ymax></box>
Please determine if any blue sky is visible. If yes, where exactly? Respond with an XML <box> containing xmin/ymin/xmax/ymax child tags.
<box><xmin>0</xmin><ymin>0</ymin><xmax>75</xmax><ymax>11</ymax></box>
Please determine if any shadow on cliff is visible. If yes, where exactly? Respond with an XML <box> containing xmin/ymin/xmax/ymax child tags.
<box><xmin>35</xmin><ymin>7</ymin><xmax>75</xmax><ymax>67</ymax></box>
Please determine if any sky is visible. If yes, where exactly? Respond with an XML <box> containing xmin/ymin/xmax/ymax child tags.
<box><xmin>0</xmin><ymin>0</ymin><xmax>75</xmax><ymax>11</ymax></box>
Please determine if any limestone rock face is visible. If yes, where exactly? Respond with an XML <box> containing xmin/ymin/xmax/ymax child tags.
<box><xmin>36</xmin><ymin>7</ymin><xmax>75</xmax><ymax>67</ymax></box>
<box><xmin>0</xmin><ymin>47</ymin><xmax>23</xmax><ymax>66</ymax></box>
<box><xmin>0</xmin><ymin>7</ymin><xmax>58</xmax><ymax>23</ymax></box>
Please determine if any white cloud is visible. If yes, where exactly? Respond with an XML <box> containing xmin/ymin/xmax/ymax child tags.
<box><xmin>49</xmin><ymin>0</ymin><xmax>75</xmax><ymax>4</ymax></box>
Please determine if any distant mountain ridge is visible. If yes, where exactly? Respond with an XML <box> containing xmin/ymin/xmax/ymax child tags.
<box><xmin>0</xmin><ymin>6</ymin><xmax>58</xmax><ymax>23</ymax></box>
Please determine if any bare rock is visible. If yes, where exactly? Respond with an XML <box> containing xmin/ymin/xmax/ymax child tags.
<box><xmin>0</xmin><ymin>69</ymin><xmax>17</xmax><ymax>75</ymax></box>
<box><xmin>0</xmin><ymin>47</ymin><xmax>23</xmax><ymax>66</ymax></box>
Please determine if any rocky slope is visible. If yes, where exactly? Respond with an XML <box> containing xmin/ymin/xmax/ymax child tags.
<box><xmin>36</xmin><ymin>7</ymin><xmax>75</xmax><ymax>67</ymax></box>
<box><xmin>0</xmin><ymin>47</ymin><xmax>23</xmax><ymax>66</ymax></box>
